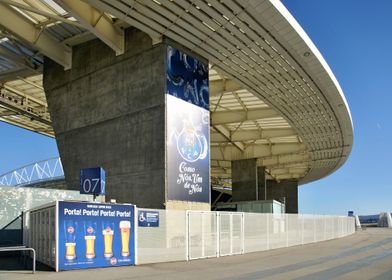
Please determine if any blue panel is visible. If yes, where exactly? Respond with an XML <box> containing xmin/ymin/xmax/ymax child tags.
<box><xmin>166</xmin><ymin>45</ymin><xmax>209</xmax><ymax>110</ymax></box>
<box><xmin>58</xmin><ymin>201</ymin><xmax>135</xmax><ymax>271</ymax></box>
<box><xmin>138</xmin><ymin>210</ymin><xmax>159</xmax><ymax>227</ymax></box>
<box><xmin>358</xmin><ymin>215</ymin><xmax>379</xmax><ymax>224</ymax></box>
<box><xmin>80</xmin><ymin>167</ymin><xmax>105</xmax><ymax>195</ymax></box>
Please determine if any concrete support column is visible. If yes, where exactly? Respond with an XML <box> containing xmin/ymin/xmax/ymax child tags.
<box><xmin>44</xmin><ymin>29</ymin><xmax>166</xmax><ymax>208</ymax></box>
<box><xmin>232</xmin><ymin>159</ymin><xmax>258</xmax><ymax>201</ymax></box>
<box><xmin>231</xmin><ymin>160</ymin><xmax>298</xmax><ymax>213</ymax></box>
<box><xmin>257</xmin><ymin>166</ymin><xmax>266</xmax><ymax>200</ymax></box>
<box><xmin>43</xmin><ymin>28</ymin><xmax>210</xmax><ymax>210</ymax></box>
<box><xmin>266</xmin><ymin>180</ymin><xmax>298</xmax><ymax>213</ymax></box>
<box><xmin>232</xmin><ymin>160</ymin><xmax>267</xmax><ymax>201</ymax></box>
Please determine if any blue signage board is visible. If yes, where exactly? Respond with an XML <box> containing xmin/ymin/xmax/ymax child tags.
<box><xmin>358</xmin><ymin>215</ymin><xmax>379</xmax><ymax>224</ymax></box>
<box><xmin>166</xmin><ymin>46</ymin><xmax>210</xmax><ymax>203</ymax></box>
<box><xmin>57</xmin><ymin>201</ymin><xmax>135</xmax><ymax>271</ymax></box>
<box><xmin>166</xmin><ymin>45</ymin><xmax>209</xmax><ymax>110</ymax></box>
<box><xmin>80</xmin><ymin>167</ymin><xmax>105</xmax><ymax>195</ymax></box>
<box><xmin>138</xmin><ymin>210</ymin><xmax>159</xmax><ymax>227</ymax></box>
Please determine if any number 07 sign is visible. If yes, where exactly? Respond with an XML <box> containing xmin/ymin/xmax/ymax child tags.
<box><xmin>80</xmin><ymin>167</ymin><xmax>106</xmax><ymax>195</ymax></box>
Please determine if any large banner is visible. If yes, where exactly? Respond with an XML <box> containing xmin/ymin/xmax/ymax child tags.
<box><xmin>57</xmin><ymin>201</ymin><xmax>135</xmax><ymax>271</ymax></box>
<box><xmin>166</xmin><ymin>46</ymin><xmax>210</xmax><ymax>203</ymax></box>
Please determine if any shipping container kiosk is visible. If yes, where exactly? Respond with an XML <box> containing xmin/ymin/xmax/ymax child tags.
<box><xmin>23</xmin><ymin>200</ymin><xmax>137</xmax><ymax>271</ymax></box>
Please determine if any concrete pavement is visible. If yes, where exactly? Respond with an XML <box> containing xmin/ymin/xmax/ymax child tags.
<box><xmin>1</xmin><ymin>228</ymin><xmax>392</xmax><ymax>280</ymax></box>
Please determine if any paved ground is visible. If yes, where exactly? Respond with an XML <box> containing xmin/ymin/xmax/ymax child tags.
<box><xmin>1</xmin><ymin>228</ymin><xmax>392</xmax><ymax>280</ymax></box>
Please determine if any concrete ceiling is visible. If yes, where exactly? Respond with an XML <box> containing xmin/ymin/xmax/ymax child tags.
<box><xmin>0</xmin><ymin>0</ymin><xmax>353</xmax><ymax>185</ymax></box>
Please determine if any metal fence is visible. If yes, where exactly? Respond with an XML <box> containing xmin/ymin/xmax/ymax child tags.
<box><xmin>137</xmin><ymin>209</ymin><xmax>187</xmax><ymax>264</ymax></box>
<box><xmin>137</xmin><ymin>209</ymin><xmax>355</xmax><ymax>264</ymax></box>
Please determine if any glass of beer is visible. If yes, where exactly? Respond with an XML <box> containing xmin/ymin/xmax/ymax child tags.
<box><xmin>64</xmin><ymin>220</ymin><xmax>77</xmax><ymax>260</ymax></box>
<box><xmin>119</xmin><ymin>221</ymin><xmax>131</xmax><ymax>257</ymax></box>
<box><xmin>102</xmin><ymin>222</ymin><xmax>114</xmax><ymax>258</ymax></box>
<box><xmin>84</xmin><ymin>221</ymin><xmax>96</xmax><ymax>259</ymax></box>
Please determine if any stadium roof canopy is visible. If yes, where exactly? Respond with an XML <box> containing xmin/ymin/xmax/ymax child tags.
<box><xmin>0</xmin><ymin>0</ymin><xmax>353</xmax><ymax>185</ymax></box>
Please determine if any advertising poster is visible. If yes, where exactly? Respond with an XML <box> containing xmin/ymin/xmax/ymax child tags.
<box><xmin>166</xmin><ymin>45</ymin><xmax>210</xmax><ymax>203</ymax></box>
<box><xmin>57</xmin><ymin>201</ymin><xmax>135</xmax><ymax>271</ymax></box>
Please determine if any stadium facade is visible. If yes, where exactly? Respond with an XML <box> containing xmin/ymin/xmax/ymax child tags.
<box><xmin>0</xmin><ymin>0</ymin><xmax>353</xmax><ymax>213</ymax></box>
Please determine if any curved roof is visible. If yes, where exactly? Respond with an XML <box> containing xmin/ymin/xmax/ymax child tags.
<box><xmin>0</xmin><ymin>0</ymin><xmax>353</xmax><ymax>185</ymax></box>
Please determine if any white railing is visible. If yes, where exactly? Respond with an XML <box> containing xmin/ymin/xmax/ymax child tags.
<box><xmin>0</xmin><ymin>157</ymin><xmax>64</xmax><ymax>186</ymax></box>
<box><xmin>137</xmin><ymin>209</ymin><xmax>356</xmax><ymax>264</ymax></box>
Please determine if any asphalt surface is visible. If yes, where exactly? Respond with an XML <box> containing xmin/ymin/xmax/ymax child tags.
<box><xmin>1</xmin><ymin>228</ymin><xmax>392</xmax><ymax>280</ymax></box>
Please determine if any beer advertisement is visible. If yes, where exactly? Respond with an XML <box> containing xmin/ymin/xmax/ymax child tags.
<box><xmin>57</xmin><ymin>201</ymin><xmax>135</xmax><ymax>271</ymax></box>
<box><xmin>166</xmin><ymin>45</ymin><xmax>210</xmax><ymax>203</ymax></box>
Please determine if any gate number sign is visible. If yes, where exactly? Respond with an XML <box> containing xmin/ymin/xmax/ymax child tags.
<box><xmin>80</xmin><ymin>167</ymin><xmax>105</xmax><ymax>195</ymax></box>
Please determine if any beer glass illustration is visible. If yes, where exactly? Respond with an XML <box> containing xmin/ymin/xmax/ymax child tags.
<box><xmin>64</xmin><ymin>220</ymin><xmax>77</xmax><ymax>260</ymax></box>
<box><xmin>84</xmin><ymin>221</ymin><xmax>97</xmax><ymax>259</ymax></box>
<box><xmin>119</xmin><ymin>221</ymin><xmax>131</xmax><ymax>257</ymax></box>
<box><xmin>102</xmin><ymin>222</ymin><xmax>114</xmax><ymax>258</ymax></box>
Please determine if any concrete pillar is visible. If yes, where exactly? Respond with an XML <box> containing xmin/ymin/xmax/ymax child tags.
<box><xmin>257</xmin><ymin>166</ymin><xmax>266</xmax><ymax>200</ymax></box>
<box><xmin>232</xmin><ymin>160</ymin><xmax>266</xmax><ymax>201</ymax></box>
<box><xmin>266</xmin><ymin>180</ymin><xmax>298</xmax><ymax>213</ymax></box>
<box><xmin>232</xmin><ymin>159</ymin><xmax>255</xmax><ymax>201</ymax></box>
<box><xmin>43</xmin><ymin>28</ymin><xmax>210</xmax><ymax>210</ymax></box>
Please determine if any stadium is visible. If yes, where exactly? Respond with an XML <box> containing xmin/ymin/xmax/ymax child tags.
<box><xmin>0</xmin><ymin>0</ymin><xmax>353</xmax><ymax>214</ymax></box>
<box><xmin>0</xmin><ymin>1</ymin><xmax>357</xmax><ymax>272</ymax></box>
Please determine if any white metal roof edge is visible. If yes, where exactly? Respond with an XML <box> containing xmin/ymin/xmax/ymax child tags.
<box><xmin>269</xmin><ymin>0</ymin><xmax>354</xmax><ymax>182</ymax></box>
<box><xmin>270</xmin><ymin>0</ymin><xmax>353</xmax><ymax>128</ymax></box>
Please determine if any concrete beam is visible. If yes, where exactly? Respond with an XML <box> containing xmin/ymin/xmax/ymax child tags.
<box><xmin>0</xmin><ymin>67</ymin><xmax>39</xmax><ymax>83</ymax></box>
<box><xmin>274</xmin><ymin>174</ymin><xmax>302</xmax><ymax>180</ymax></box>
<box><xmin>54</xmin><ymin>0</ymin><xmax>124</xmax><ymax>55</ymax></box>
<box><xmin>0</xmin><ymin>0</ymin><xmax>84</xmax><ymax>28</ymax></box>
<box><xmin>86</xmin><ymin>0</ymin><xmax>162</xmax><ymax>42</ymax></box>
<box><xmin>3</xmin><ymin>84</ymin><xmax>47</xmax><ymax>107</ymax></box>
<box><xmin>211</xmin><ymin>128</ymin><xmax>296</xmax><ymax>142</ymax></box>
<box><xmin>0</xmin><ymin>94</ymin><xmax>51</xmax><ymax>125</ymax></box>
<box><xmin>211</xmin><ymin>167</ymin><xmax>230</xmax><ymax>175</ymax></box>
<box><xmin>213</xmin><ymin>124</ymin><xmax>244</xmax><ymax>151</ymax></box>
<box><xmin>211</xmin><ymin>143</ymin><xmax>306</xmax><ymax>161</ymax></box>
<box><xmin>211</xmin><ymin>108</ymin><xmax>279</xmax><ymax>125</ymax></box>
<box><xmin>259</xmin><ymin>153</ymin><xmax>310</xmax><ymax>167</ymax></box>
<box><xmin>0</xmin><ymin>44</ymin><xmax>39</xmax><ymax>71</ymax></box>
<box><xmin>211</xmin><ymin>153</ymin><xmax>310</xmax><ymax>169</ymax></box>
<box><xmin>0</xmin><ymin>3</ymin><xmax>71</xmax><ymax>69</ymax></box>
<box><xmin>210</xmin><ymin>78</ymin><xmax>242</xmax><ymax>96</ymax></box>
<box><xmin>0</xmin><ymin>116</ymin><xmax>53</xmax><ymax>137</ymax></box>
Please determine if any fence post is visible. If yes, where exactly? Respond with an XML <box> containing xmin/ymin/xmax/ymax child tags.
<box><xmin>186</xmin><ymin>211</ymin><xmax>190</xmax><ymax>261</ymax></box>
<box><xmin>313</xmin><ymin>216</ymin><xmax>316</xmax><ymax>243</ymax></box>
<box><xmin>241</xmin><ymin>212</ymin><xmax>245</xmax><ymax>254</ymax></box>
<box><xmin>301</xmin><ymin>215</ymin><xmax>304</xmax><ymax>245</ymax></box>
<box><xmin>201</xmin><ymin>212</ymin><xmax>205</xmax><ymax>258</ymax></box>
<box><xmin>332</xmin><ymin>216</ymin><xmax>335</xmax><ymax>239</ymax></box>
<box><xmin>266</xmin><ymin>214</ymin><xmax>270</xmax><ymax>250</ymax></box>
<box><xmin>229</xmin><ymin>214</ymin><xmax>233</xmax><ymax>255</ymax></box>
<box><xmin>216</xmin><ymin>212</ymin><xmax>220</xmax><ymax>258</ymax></box>
<box><xmin>286</xmin><ymin>214</ymin><xmax>289</xmax><ymax>247</ymax></box>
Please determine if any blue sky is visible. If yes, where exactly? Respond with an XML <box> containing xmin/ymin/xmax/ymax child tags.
<box><xmin>1</xmin><ymin>1</ymin><xmax>391</xmax><ymax>215</ymax></box>
<box><xmin>282</xmin><ymin>0</ymin><xmax>392</xmax><ymax>215</ymax></box>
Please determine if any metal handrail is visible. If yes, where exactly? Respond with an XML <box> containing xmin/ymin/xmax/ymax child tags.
<box><xmin>0</xmin><ymin>246</ymin><xmax>36</xmax><ymax>273</ymax></box>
